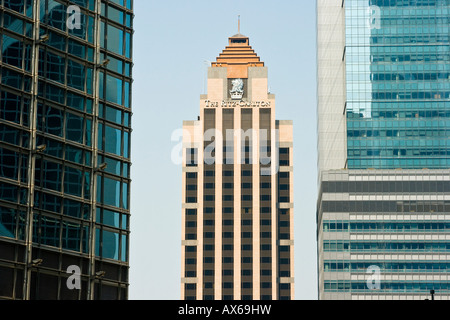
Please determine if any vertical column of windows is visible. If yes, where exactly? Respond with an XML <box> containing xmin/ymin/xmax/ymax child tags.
<box><xmin>95</xmin><ymin>0</ymin><xmax>132</xmax><ymax>277</ymax></box>
<box><xmin>259</xmin><ymin>109</ymin><xmax>272</xmax><ymax>300</ymax></box>
<box><xmin>97</xmin><ymin>5</ymin><xmax>133</xmax><ymax>275</ymax></box>
<box><xmin>183</xmin><ymin>145</ymin><xmax>198</xmax><ymax>299</ymax></box>
<box><xmin>32</xmin><ymin>0</ymin><xmax>96</xmax><ymax>272</ymax></box>
<box><xmin>0</xmin><ymin>85</ymin><xmax>31</xmax><ymax>253</ymax></box>
<box><xmin>221</xmin><ymin>109</ymin><xmax>234</xmax><ymax>300</ymax></box>
<box><xmin>184</xmin><ymin>150</ymin><xmax>198</xmax><ymax>299</ymax></box>
<box><xmin>184</xmin><ymin>207</ymin><xmax>197</xmax><ymax>300</ymax></box>
<box><xmin>185</xmin><ymin>172</ymin><xmax>198</xmax><ymax>204</ymax></box>
<box><xmin>0</xmin><ymin>6</ymin><xmax>36</xmax><ymax>287</ymax></box>
<box><xmin>92</xmin><ymin>0</ymin><xmax>133</xmax><ymax>301</ymax></box>
<box><xmin>240</xmin><ymin>108</ymin><xmax>253</xmax><ymax>300</ymax></box>
<box><xmin>202</xmin><ymin>109</ymin><xmax>215</xmax><ymax>300</ymax></box>
<box><xmin>184</xmin><ymin>182</ymin><xmax>197</xmax><ymax>275</ymax></box>
<box><xmin>278</xmin><ymin>242</ymin><xmax>290</xmax><ymax>298</ymax></box>
<box><xmin>184</xmin><ymin>283</ymin><xmax>196</xmax><ymax>301</ymax></box>
<box><xmin>278</xmin><ymin>146</ymin><xmax>291</xmax><ymax>299</ymax></box>
<box><xmin>184</xmin><ymin>170</ymin><xmax>198</xmax><ymax>293</ymax></box>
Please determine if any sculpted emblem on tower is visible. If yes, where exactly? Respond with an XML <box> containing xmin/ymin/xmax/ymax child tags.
<box><xmin>230</xmin><ymin>78</ymin><xmax>244</xmax><ymax>100</ymax></box>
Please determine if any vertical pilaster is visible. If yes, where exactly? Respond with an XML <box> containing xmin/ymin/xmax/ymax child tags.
<box><xmin>23</xmin><ymin>0</ymin><xmax>41</xmax><ymax>300</ymax></box>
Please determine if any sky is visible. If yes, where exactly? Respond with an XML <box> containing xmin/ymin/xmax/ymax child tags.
<box><xmin>129</xmin><ymin>0</ymin><xmax>318</xmax><ymax>300</ymax></box>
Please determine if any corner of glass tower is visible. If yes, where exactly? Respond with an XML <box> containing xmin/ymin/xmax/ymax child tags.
<box><xmin>0</xmin><ymin>0</ymin><xmax>133</xmax><ymax>300</ymax></box>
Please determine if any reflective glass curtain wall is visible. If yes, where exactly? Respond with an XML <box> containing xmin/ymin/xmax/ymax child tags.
<box><xmin>346</xmin><ymin>0</ymin><xmax>450</xmax><ymax>169</ymax></box>
<box><xmin>317</xmin><ymin>0</ymin><xmax>450</xmax><ymax>300</ymax></box>
<box><xmin>0</xmin><ymin>0</ymin><xmax>133</xmax><ymax>300</ymax></box>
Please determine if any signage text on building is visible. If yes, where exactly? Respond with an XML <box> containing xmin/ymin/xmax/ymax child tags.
<box><xmin>205</xmin><ymin>100</ymin><xmax>271</xmax><ymax>108</ymax></box>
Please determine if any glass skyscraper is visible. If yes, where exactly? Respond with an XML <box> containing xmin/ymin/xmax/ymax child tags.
<box><xmin>317</xmin><ymin>0</ymin><xmax>449</xmax><ymax>300</ymax></box>
<box><xmin>0</xmin><ymin>0</ymin><xmax>133</xmax><ymax>300</ymax></box>
<box><xmin>346</xmin><ymin>0</ymin><xmax>450</xmax><ymax>169</ymax></box>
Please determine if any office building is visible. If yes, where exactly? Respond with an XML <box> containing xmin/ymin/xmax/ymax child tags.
<box><xmin>0</xmin><ymin>0</ymin><xmax>133</xmax><ymax>300</ymax></box>
<box><xmin>181</xmin><ymin>32</ymin><xmax>294</xmax><ymax>300</ymax></box>
<box><xmin>317</xmin><ymin>0</ymin><xmax>450</xmax><ymax>299</ymax></box>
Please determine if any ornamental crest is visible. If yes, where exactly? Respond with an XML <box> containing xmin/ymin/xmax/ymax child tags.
<box><xmin>230</xmin><ymin>79</ymin><xmax>244</xmax><ymax>100</ymax></box>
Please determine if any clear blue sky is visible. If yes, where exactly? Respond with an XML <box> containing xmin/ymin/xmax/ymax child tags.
<box><xmin>130</xmin><ymin>0</ymin><xmax>318</xmax><ymax>300</ymax></box>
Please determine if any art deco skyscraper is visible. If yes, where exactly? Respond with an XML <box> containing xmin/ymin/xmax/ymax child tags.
<box><xmin>181</xmin><ymin>33</ymin><xmax>294</xmax><ymax>300</ymax></box>
<box><xmin>317</xmin><ymin>0</ymin><xmax>450</xmax><ymax>300</ymax></box>
<box><xmin>0</xmin><ymin>0</ymin><xmax>133</xmax><ymax>300</ymax></box>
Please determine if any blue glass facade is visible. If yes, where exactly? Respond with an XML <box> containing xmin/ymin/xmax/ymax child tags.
<box><xmin>346</xmin><ymin>0</ymin><xmax>450</xmax><ymax>169</ymax></box>
<box><xmin>0</xmin><ymin>0</ymin><xmax>133</xmax><ymax>300</ymax></box>
<box><xmin>318</xmin><ymin>0</ymin><xmax>450</xmax><ymax>300</ymax></box>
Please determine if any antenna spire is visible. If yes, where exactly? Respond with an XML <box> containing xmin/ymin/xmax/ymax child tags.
<box><xmin>238</xmin><ymin>15</ymin><xmax>240</xmax><ymax>34</ymax></box>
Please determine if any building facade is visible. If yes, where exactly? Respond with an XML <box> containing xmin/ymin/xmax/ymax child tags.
<box><xmin>0</xmin><ymin>0</ymin><xmax>133</xmax><ymax>300</ymax></box>
<box><xmin>181</xmin><ymin>33</ymin><xmax>294</xmax><ymax>300</ymax></box>
<box><xmin>317</xmin><ymin>0</ymin><xmax>450</xmax><ymax>299</ymax></box>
